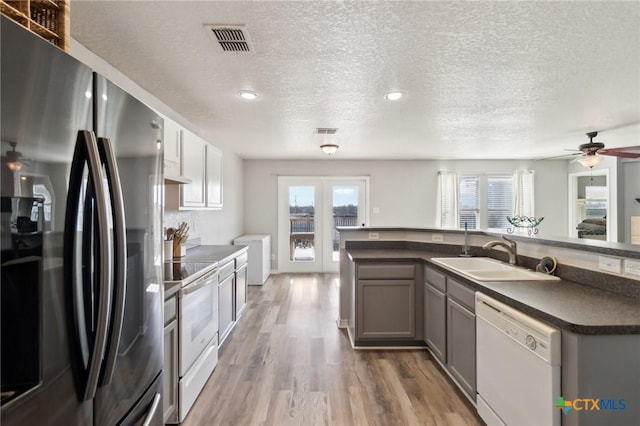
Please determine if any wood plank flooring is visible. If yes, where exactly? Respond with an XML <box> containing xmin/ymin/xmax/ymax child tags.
<box><xmin>182</xmin><ymin>273</ymin><xmax>483</xmax><ymax>426</ymax></box>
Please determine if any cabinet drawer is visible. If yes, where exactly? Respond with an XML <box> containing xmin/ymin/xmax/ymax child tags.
<box><xmin>357</xmin><ymin>264</ymin><xmax>415</xmax><ymax>280</ymax></box>
<box><xmin>447</xmin><ymin>278</ymin><xmax>475</xmax><ymax>312</ymax></box>
<box><xmin>235</xmin><ymin>251</ymin><xmax>248</xmax><ymax>268</ymax></box>
<box><xmin>164</xmin><ymin>296</ymin><xmax>177</xmax><ymax>326</ymax></box>
<box><xmin>425</xmin><ymin>265</ymin><xmax>447</xmax><ymax>292</ymax></box>
<box><xmin>219</xmin><ymin>260</ymin><xmax>234</xmax><ymax>282</ymax></box>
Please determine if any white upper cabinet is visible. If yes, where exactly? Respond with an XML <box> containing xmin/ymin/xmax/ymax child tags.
<box><xmin>181</xmin><ymin>129</ymin><xmax>207</xmax><ymax>208</ymax></box>
<box><xmin>163</xmin><ymin>118</ymin><xmax>183</xmax><ymax>181</ymax></box>
<box><xmin>206</xmin><ymin>144</ymin><xmax>223</xmax><ymax>209</ymax></box>
<box><xmin>161</xmin><ymin>115</ymin><xmax>224</xmax><ymax>211</ymax></box>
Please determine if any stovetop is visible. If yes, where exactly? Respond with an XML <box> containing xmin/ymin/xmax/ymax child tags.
<box><xmin>163</xmin><ymin>260</ymin><xmax>217</xmax><ymax>284</ymax></box>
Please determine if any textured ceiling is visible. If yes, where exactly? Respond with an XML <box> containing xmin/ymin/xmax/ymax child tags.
<box><xmin>70</xmin><ymin>1</ymin><xmax>640</xmax><ymax>160</ymax></box>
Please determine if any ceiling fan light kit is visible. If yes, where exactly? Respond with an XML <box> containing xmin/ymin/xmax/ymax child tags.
<box><xmin>577</xmin><ymin>155</ymin><xmax>604</xmax><ymax>168</ymax></box>
<box><xmin>570</xmin><ymin>131</ymin><xmax>640</xmax><ymax>168</ymax></box>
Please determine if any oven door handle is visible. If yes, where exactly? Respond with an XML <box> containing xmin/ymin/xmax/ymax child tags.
<box><xmin>180</xmin><ymin>272</ymin><xmax>218</xmax><ymax>296</ymax></box>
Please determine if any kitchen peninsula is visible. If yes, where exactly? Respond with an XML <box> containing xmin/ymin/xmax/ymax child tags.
<box><xmin>339</xmin><ymin>227</ymin><xmax>640</xmax><ymax>426</ymax></box>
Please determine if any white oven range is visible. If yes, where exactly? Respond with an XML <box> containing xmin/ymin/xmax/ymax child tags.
<box><xmin>164</xmin><ymin>261</ymin><xmax>219</xmax><ymax>423</ymax></box>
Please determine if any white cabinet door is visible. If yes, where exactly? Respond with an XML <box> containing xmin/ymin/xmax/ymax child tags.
<box><xmin>163</xmin><ymin>119</ymin><xmax>182</xmax><ymax>179</ymax></box>
<box><xmin>206</xmin><ymin>144</ymin><xmax>223</xmax><ymax>209</ymax></box>
<box><xmin>181</xmin><ymin>130</ymin><xmax>206</xmax><ymax>207</ymax></box>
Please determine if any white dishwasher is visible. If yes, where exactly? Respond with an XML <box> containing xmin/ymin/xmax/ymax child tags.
<box><xmin>476</xmin><ymin>293</ymin><xmax>561</xmax><ymax>426</ymax></box>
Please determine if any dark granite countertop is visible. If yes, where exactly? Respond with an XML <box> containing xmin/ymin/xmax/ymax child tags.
<box><xmin>347</xmin><ymin>248</ymin><xmax>640</xmax><ymax>335</ymax></box>
<box><xmin>163</xmin><ymin>245</ymin><xmax>248</xmax><ymax>296</ymax></box>
<box><xmin>337</xmin><ymin>226</ymin><xmax>640</xmax><ymax>259</ymax></box>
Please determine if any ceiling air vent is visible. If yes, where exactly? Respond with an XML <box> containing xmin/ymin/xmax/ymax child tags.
<box><xmin>316</xmin><ymin>128</ymin><xmax>338</xmax><ymax>135</ymax></box>
<box><xmin>205</xmin><ymin>24</ymin><xmax>255</xmax><ymax>53</ymax></box>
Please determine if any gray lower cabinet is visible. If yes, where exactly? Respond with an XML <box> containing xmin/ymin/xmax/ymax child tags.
<box><xmin>446</xmin><ymin>297</ymin><xmax>476</xmax><ymax>398</ymax></box>
<box><xmin>353</xmin><ymin>263</ymin><xmax>418</xmax><ymax>342</ymax></box>
<box><xmin>163</xmin><ymin>319</ymin><xmax>178</xmax><ymax>423</ymax></box>
<box><xmin>163</xmin><ymin>294</ymin><xmax>179</xmax><ymax>424</ymax></box>
<box><xmin>357</xmin><ymin>279</ymin><xmax>415</xmax><ymax>339</ymax></box>
<box><xmin>235</xmin><ymin>263</ymin><xmax>247</xmax><ymax>319</ymax></box>
<box><xmin>424</xmin><ymin>283</ymin><xmax>446</xmax><ymax>363</ymax></box>
<box><xmin>424</xmin><ymin>265</ymin><xmax>476</xmax><ymax>401</ymax></box>
<box><xmin>218</xmin><ymin>272</ymin><xmax>234</xmax><ymax>345</ymax></box>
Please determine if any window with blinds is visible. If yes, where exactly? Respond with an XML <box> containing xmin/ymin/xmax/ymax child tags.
<box><xmin>487</xmin><ymin>175</ymin><xmax>514</xmax><ymax>228</ymax></box>
<box><xmin>459</xmin><ymin>175</ymin><xmax>479</xmax><ymax>229</ymax></box>
<box><xmin>438</xmin><ymin>171</ymin><xmax>534</xmax><ymax>231</ymax></box>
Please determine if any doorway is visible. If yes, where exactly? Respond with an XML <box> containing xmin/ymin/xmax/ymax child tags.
<box><xmin>568</xmin><ymin>169</ymin><xmax>614</xmax><ymax>241</ymax></box>
<box><xmin>277</xmin><ymin>177</ymin><xmax>368</xmax><ymax>273</ymax></box>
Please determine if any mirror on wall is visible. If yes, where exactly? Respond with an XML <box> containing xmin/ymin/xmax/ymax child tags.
<box><xmin>568</xmin><ymin>170</ymin><xmax>610</xmax><ymax>242</ymax></box>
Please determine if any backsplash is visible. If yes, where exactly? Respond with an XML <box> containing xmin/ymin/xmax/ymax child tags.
<box><xmin>164</xmin><ymin>210</ymin><xmax>199</xmax><ymax>242</ymax></box>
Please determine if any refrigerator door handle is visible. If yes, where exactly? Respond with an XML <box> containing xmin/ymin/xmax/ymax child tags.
<box><xmin>142</xmin><ymin>392</ymin><xmax>162</xmax><ymax>426</ymax></box>
<box><xmin>65</xmin><ymin>130</ymin><xmax>113</xmax><ymax>401</ymax></box>
<box><xmin>97</xmin><ymin>137</ymin><xmax>128</xmax><ymax>386</ymax></box>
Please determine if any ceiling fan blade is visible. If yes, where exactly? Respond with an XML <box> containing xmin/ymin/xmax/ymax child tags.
<box><xmin>598</xmin><ymin>146</ymin><xmax>640</xmax><ymax>158</ymax></box>
<box><xmin>540</xmin><ymin>152</ymin><xmax>580</xmax><ymax>160</ymax></box>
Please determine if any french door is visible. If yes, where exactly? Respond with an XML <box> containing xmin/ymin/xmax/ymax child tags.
<box><xmin>277</xmin><ymin>177</ymin><xmax>368</xmax><ymax>273</ymax></box>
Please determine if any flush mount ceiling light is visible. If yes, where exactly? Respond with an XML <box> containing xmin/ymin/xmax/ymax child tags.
<box><xmin>317</xmin><ymin>128</ymin><xmax>339</xmax><ymax>155</ymax></box>
<box><xmin>577</xmin><ymin>154</ymin><xmax>604</xmax><ymax>168</ymax></box>
<box><xmin>320</xmin><ymin>143</ymin><xmax>339</xmax><ymax>155</ymax></box>
<box><xmin>239</xmin><ymin>90</ymin><xmax>258</xmax><ymax>100</ymax></box>
<box><xmin>384</xmin><ymin>91</ymin><xmax>403</xmax><ymax>101</ymax></box>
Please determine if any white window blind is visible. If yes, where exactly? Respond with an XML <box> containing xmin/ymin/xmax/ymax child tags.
<box><xmin>458</xmin><ymin>175</ymin><xmax>479</xmax><ymax>229</ymax></box>
<box><xmin>437</xmin><ymin>171</ymin><xmax>459</xmax><ymax>228</ymax></box>
<box><xmin>487</xmin><ymin>175</ymin><xmax>513</xmax><ymax>229</ymax></box>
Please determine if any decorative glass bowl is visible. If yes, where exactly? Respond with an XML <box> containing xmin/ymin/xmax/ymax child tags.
<box><xmin>506</xmin><ymin>216</ymin><xmax>544</xmax><ymax>236</ymax></box>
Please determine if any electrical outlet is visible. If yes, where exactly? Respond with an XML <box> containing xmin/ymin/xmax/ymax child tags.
<box><xmin>432</xmin><ymin>233</ymin><xmax>444</xmax><ymax>242</ymax></box>
<box><xmin>598</xmin><ymin>255</ymin><xmax>622</xmax><ymax>274</ymax></box>
<box><xmin>624</xmin><ymin>259</ymin><xmax>640</xmax><ymax>277</ymax></box>
<box><xmin>368</xmin><ymin>232</ymin><xmax>379</xmax><ymax>240</ymax></box>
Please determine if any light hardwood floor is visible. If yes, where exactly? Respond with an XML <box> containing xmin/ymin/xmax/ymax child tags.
<box><xmin>182</xmin><ymin>273</ymin><xmax>483</xmax><ymax>426</ymax></box>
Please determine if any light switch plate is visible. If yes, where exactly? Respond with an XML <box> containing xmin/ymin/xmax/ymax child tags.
<box><xmin>598</xmin><ymin>255</ymin><xmax>622</xmax><ymax>274</ymax></box>
<box><xmin>368</xmin><ymin>232</ymin><xmax>379</xmax><ymax>240</ymax></box>
<box><xmin>372</xmin><ymin>207</ymin><xmax>380</xmax><ymax>214</ymax></box>
<box><xmin>624</xmin><ymin>259</ymin><xmax>640</xmax><ymax>277</ymax></box>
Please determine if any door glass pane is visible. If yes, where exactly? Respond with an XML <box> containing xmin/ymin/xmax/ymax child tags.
<box><xmin>332</xmin><ymin>186</ymin><xmax>358</xmax><ymax>262</ymax></box>
<box><xmin>289</xmin><ymin>186</ymin><xmax>315</xmax><ymax>261</ymax></box>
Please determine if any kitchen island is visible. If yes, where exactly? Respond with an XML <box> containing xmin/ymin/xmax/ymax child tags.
<box><xmin>340</xmin><ymin>228</ymin><xmax>640</xmax><ymax>426</ymax></box>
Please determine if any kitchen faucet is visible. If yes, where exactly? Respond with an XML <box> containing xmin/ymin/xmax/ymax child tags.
<box><xmin>482</xmin><ymin>236</ymin><xmax>518</xmax><ymax>265</ymax></box>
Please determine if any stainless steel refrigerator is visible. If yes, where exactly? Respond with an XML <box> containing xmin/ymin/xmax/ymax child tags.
<box><xmin>1</xmin><ymin>17</ymin><xmax>164</xmax><ymax>425</ymax></box>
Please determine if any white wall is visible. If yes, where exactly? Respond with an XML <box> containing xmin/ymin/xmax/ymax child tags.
<box><xmin>70</xmin><ymin>39</ymin><xmax>244</xmax><ymax>245</ymax></box>
<box><xmin>244</xmin><ymin>159</ymin><xmax>568</xmax><ymax>268</ymax></box>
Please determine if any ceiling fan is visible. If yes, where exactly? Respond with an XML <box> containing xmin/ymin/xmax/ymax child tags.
<box><xmin>566</xmin><ymin>132</ymin><xmax>640</xmax><ymax>167</ymax></box>
<box><xmin>2</xmin><ymin>142</ymin><xmax>31</xmax><ymax>171</ymax></box>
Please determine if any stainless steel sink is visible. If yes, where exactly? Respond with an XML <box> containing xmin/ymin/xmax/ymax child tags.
<box><xmin>431</xmin><ymin>257</ymin><xmax>560</xmax><ymax>281</ymax></box>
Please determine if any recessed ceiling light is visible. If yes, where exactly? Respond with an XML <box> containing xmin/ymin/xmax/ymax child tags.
<box><xmin>384</xmin><ymin>91</ymin><xmax>403</xmax><ymax>101</ymax></box>
<box><xmin>239</xmin><ymin>90</ymin><xmax>258</xmax><ymax>100</ymax></box>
